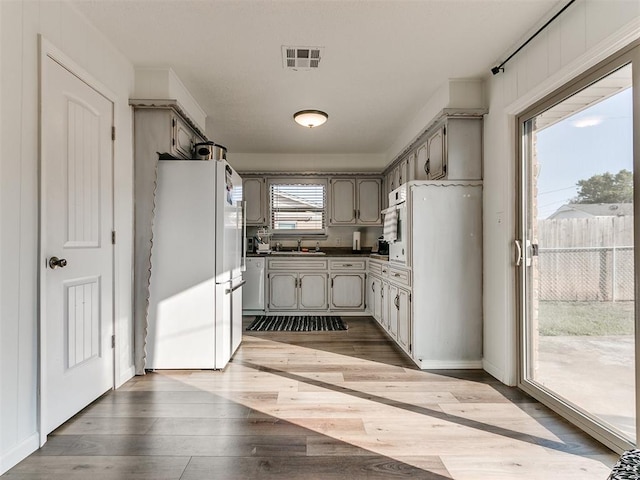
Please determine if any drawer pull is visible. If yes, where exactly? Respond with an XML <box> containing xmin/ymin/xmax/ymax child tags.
<box><xmin>393</xmin><ymin>273</ymin><xmax>401</xmax><ymax>277</ymax></box>
<box><xmin>344</xmin><ymin>263</ymin><xmax>353</xmax><ymax>267</ymax></box>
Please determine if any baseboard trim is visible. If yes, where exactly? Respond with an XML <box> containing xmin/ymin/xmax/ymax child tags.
<box><xmin>117</xmin><ymin>365</ymin><xmax>136</xmax><ymax>388</ymax></box>
<box><xmin>0</xmin><ymin>432</ymin><xmax>39</xmax><ymax>475</ymax></box>
<box><xmin>483</xmin><ymin>358</ymin><xmax>505</xmax><ymax>383</ymax></box>
<box><xmin>418</xmin><ymin>359</ymin><xmax>483</xmax><ymax>370</ymax></box>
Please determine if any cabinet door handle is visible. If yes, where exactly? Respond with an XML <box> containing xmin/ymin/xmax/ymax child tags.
<box><xmin>394</xmin><ymin>295</ymin><xmax>400</xmax><ymax>310</ymax></box>
<box><xmin>331</xmin><ymin>278</ymin><xmax>334</xmax><ymax>288</ymax></box>
<box><xmin>382</xmin><ymin>269</ymin><xmax>388</xmax><ymax>274</ymax></box>
<box><xmin>381</xmin><ymin>289</ymin><xmax>384</xmax><ymax>298</ymax></box>
<box><xmin>371</xmin><ymin>283</ymin><xmax>375</xmax><ymax>292</ymax></box>
<box><xmin>425</xmin><ymin>159</ymin><xmax>430</xmax><ymax>175</ymax></box>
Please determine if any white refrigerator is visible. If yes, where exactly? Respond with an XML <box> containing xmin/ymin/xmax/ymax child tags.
<box><xmin>146</xmin><ymin>159</ymin><xmax>245</xmax><ymax>369</ymax></box>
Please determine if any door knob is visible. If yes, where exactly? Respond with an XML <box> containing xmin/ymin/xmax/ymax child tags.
<box><xmin>49</xmin><ymin>256</ymin><xmax>67</xmax><ymax>269</ymax></box>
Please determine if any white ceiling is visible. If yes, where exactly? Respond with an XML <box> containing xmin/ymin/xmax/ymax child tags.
<box><xmin>72</xmin><ymin>0</ymin><xmax>560</xmax><ymax>158</ymax></box>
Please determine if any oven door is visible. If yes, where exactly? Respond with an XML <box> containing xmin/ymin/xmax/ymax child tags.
<box><xmin>389</xmin><ymin>202</ymin><xmax>407</xmax><ymax>265</ymax></box>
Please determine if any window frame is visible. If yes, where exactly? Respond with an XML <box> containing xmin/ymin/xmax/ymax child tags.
<box><xmin>267</xmin><ymin>177</ymin><xmax>328</xmax><ymax>237</ymax></box>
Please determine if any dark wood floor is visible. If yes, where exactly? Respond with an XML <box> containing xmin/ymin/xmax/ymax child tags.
<box><xmin>4</xmin><ymin>317</ymin><xmax>617</xmax><ymax>479</ymax></box>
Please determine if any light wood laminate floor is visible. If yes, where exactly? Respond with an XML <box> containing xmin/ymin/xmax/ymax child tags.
<box><xmin>4</xmin><ymin>317</ymin><xmax>618</xmax><ymax>479</ymax></box>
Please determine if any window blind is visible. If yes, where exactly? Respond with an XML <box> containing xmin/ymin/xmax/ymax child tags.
<box><xmin>270</xmin><ymin>183</ymin><xmax>326</xmax><ymax>232</ymax></box>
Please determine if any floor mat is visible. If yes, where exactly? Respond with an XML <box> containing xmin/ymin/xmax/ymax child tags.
<box><xmin>246</xmin><ymin>315</ymin><xmax>347</xmax><ymax>332</ymax></box>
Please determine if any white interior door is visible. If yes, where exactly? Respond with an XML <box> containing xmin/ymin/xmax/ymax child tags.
<box><xmin>41</xmin><ymin>55</ymin><xmax>115</xmax><ymax>436</ymax></box>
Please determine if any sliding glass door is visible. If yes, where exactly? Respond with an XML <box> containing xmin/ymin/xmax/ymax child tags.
<box><xmin>518</xmin><ymin>52</ymin><xmax>638</xmax><ymax>450</ymax></box>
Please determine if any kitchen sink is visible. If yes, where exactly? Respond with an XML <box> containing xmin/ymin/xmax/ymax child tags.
<box><xmin>270</xmin><ymin>251</ymin><xmax>326</xmax><ymax>255</ymax></box>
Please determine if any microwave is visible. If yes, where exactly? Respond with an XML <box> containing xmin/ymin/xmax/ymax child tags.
<box><xmin>388</xmin><ymin>185</ymin><xmax>408</xmax><ymax>265</ymax></box>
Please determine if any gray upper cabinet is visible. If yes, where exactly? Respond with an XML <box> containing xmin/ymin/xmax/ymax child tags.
<box><xmin>414</xmin><ymin>125</ymin><xmax>444</xmax><ymax>180</ymax></box>
<box><xmin>329</xmin><ymin>178</ymin><xmax>357</xmax><ymax>225</ymax></box>
<box><xmin>395</xmin><ymin>115</ymin><xmax>483</xmax><ymax>184</ymax></box>
<box><xmin>413</xmin><ymin>117</ymin><xmax>482</xmax><ymax>181</ymax></box>
<box><xmin>172</xmin><ymin>113</ymin><xmax>197</xmax><ymax>159</ymax></box>
<box><xmin>444</xmin><ymin>117</ymin><xmax>482</xmax><ymax>180</ymax></box>
<box><xmin>356</xmin><ymin>178</ymin><xmax>381</xmax><ymax>225</ymax></box>
<box><xmin>414</xmin><ymin>143</ymin><xmax>428</xmax><ymax>181</ymax></box>
<box><xmin>243</xmin><ymin>177</ymin><xmax>266</xmax><ymax>226</ymax></box>
<box><xmin>425</xmin><ymin>125</ymin><xmax>445</xmax><ymax>180</ymax></box>
<box><xmin>329</xmin><ymin>178</ymin><xmax>381</xmax><ymax>225</ymax></box>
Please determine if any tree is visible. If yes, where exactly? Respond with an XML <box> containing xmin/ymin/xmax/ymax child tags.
<box><xmin>573</xmin><ymin>169</ymin><xmax>633</xmax><ymax>204</ymax></box>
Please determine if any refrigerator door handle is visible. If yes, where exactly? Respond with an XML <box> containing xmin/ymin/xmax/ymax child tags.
<box><xmin>226</xmin><ymin>280</ymin><xmax>247</xmax><ymax>294</ymax></box>
<box><xmin>241</xmin><ymin>200</ymin><xmax>247</xmax><ymax>272</ymax></box>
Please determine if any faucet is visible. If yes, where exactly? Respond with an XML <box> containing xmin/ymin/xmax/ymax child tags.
<box><xmin>297</xmin><ymin>238</ymin><xmax>302</xmax><ymax>252</ymax></box>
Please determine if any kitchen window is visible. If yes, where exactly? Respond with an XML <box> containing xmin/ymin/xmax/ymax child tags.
<box><xmin>269</xmin><ymin>179</ymin><xmax>327</xmax><ymax>235</ymax></box>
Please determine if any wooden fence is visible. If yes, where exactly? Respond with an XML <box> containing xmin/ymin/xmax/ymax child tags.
<box><xmin>537</xmin><ymin>216</ymin><xmax>634</xmax><ymax>301</ymax></box>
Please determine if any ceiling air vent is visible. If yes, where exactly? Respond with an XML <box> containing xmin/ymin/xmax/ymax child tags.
<box><xmin>282</xmin><ymin>46</ymin><xmax>324</xmax><ymax>71</ymax></box>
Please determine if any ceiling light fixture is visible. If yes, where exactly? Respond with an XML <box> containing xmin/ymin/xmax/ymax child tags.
<box><xmin>293</xmin><ymin>110</ymin><xmax>328</xmax><ymax>128</ymax></box>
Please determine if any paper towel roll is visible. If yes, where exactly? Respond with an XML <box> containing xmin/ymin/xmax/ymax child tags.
<box><xmin>352</xmin><ymin>231</ymin><xmax>361</xmax><ymax>251</ymax></box>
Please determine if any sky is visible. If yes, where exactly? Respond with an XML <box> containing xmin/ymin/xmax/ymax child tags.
<box><xmin>535</xmin><ymin>86</ymin><xmax>633</xmax><ymax>219</ymax></box>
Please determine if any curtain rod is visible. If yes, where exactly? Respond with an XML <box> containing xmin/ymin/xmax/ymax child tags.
<box><xmin>491</xmin><ymin>0</ymin><xmax>576</xmax><ymax>75</ymax></box>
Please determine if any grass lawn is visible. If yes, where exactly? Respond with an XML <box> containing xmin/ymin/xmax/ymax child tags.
<box><xmin>538</xmin><ymin>301</ymin><xmax>634</xmax><ymax>336</ymax></box>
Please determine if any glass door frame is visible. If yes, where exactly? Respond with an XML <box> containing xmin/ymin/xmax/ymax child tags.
<box><xmin>516</xmin><ymin>42</ymin><xmax>640</xmax><ymax>453</ymax></box>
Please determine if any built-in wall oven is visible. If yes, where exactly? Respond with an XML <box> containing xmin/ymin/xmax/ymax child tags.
<box><xmin>385</xmin><ymin>185</ymin><xmax>408</xmax><ymax>265</ymax></box>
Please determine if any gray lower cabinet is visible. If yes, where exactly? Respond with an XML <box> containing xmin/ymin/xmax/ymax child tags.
<box><xmin>300</xmin><ymin>273</ymin><xmax>329</xmax><ymax>310</ymax></box>
<box><xmin>330</xmin><ymin>273</ymin><xmax>365</xmax><ymax>310</ymax></box>
<box><xmin>368</xmin><ymin>259</ymin><xmax>412</xmax><ymax>357</ymax></box>
<box><xmin>396</xmin><ymin>287</ymin><xmax>411</xmax><ymax>352</ymax></box>
<box><xmin>388</xmin><ymin>283</ymin><xmax>411</xmax><ymax>350</ymax></box>
<box><xmin>267</xmin><ymin>272</ymin><xmax>328</xmax><ymax>311</ymax></box>
<box><xmin>265</xmin><ymin>257</ymin><xmax>367</xmax><ymax>313</ymax></box>
<box><xmin>268</xmin><ymin>272</ymin><xmax>298</xmax><ymax>310</ymax></box>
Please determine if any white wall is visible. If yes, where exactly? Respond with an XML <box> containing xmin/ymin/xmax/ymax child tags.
<box><xmin>229</xmin><ymin>153</ymin><xmax>388</xmax><ymax>173</ymax></box>
<box><xmin>0</xmin><ymin>1</ymin><xmax>135</xmax><ymax>473</ymax></box>
<box><xmin>385</xmin><ymin>78</ymin><xmax>485</xmax><ymax>167</ymax></box>
<box><xmin>482</xmin><ymin>0</ymin><xmax>640</xmax><ymax>385</ymax></box>
<box><xmin>133</xmin><ymin>67</ymin><xmax>207</xmax><ymax>132</ymax></box>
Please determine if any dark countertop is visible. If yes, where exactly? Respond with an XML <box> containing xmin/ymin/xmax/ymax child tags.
<box><xmin>247</xmin><ymin>247</ymin><xmax>387</xmax><ymax>259</ymax></box>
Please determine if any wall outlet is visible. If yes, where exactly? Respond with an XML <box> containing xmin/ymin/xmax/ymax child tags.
<box><xmin>336</xmin><ymin>237</ymin><xmax>341</xmax><ymax>246</ymax></box>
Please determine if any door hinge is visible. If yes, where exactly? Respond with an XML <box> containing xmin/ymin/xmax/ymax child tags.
<box><xmin>111</xmin><ymin>335</ymin><xmax>115</xmax><ymax>348</ymax></box>
<box><xmin>111</xmin><ymin>126</ymin><xmax>116</xmax><ymax>141</ymax></box>
<box><xmin>112</xmin><ymin>231</ymin><xmax>116</xmax><ymax>245</ymax></box>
